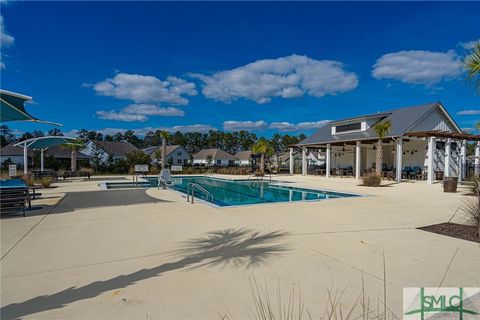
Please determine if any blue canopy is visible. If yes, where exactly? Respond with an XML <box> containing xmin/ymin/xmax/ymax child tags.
<box><xmin>13</xmin><ymin>136</ymin><xmax>79</xmax><ymax>150</ymax></box>
<box><xmin>0</xmin><ymin>89</ymin><xmax>61</xmax><ymax>125</ymax></box>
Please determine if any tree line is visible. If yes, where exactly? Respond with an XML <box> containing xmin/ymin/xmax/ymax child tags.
<box><xmin>0</xmin><ymin>125</ymin><xmax>307</xmax><ymax>155</ymax></box>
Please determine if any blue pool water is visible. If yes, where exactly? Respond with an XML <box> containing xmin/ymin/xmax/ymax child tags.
<box><xmin>146</xmin><ymin>176</ymin><xmax>360</xmax><ymax>207</ymax></box>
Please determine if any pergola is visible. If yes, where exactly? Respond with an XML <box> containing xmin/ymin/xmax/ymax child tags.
<box><xmin>291</xmin><ymin>130</ymin><xmax>480</xmax><ymax>183</ymax></box>
<box><xmin>13</xmin><ymin>136</ymin><xmax>79</xmax><ymax>174</ymax></box>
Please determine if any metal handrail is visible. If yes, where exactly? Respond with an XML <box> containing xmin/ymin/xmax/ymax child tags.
<box><xmin>186</xmin><ymin>182</ymin><xmax>214</xmax><ymax>204</ymax></box>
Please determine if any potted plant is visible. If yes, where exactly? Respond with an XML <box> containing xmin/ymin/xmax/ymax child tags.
<box><xmin>443</xmin><ymin>176</ymin><xmax>458</xmax><ymax>193</ymax></box>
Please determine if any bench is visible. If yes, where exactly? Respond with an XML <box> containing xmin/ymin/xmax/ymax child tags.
<box><xmin>0</xmin><ymin>187</ymin><xmax>29</xmax><ymax>217</ymax></box>
<box><xmin>61</xmin><ymin>171</ymin><xmax>91</xmax><ymax>180</ymax></box>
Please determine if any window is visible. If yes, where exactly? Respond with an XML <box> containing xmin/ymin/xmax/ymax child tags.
<box><xmin>335</xmin><ymin>122</ymin><xmax>361</xmax><ymax>133</ymax></box>
<box><xmin>216</xmin><ymin>159</ymin><xmax>221</xmax><ymax>165</ymax></box>
<box><xmin>177</xmin><ymin>151</ymin><xmax>182</xmax><ymax>156</ymax></box>
<box><xmin>177</xmin><ymin>159</ymin><xmax>182</xmax><ymax>164</ymax></box>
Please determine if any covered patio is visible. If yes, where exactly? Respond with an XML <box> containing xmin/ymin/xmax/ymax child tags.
<box><xmin>291</xmin><ymin>131</ymin><xmax>480</xmax><ymax>183</ymax></box>
<box><xmin>13</xmin><ymin>136</ymin><xmax>79</xmax><ymax>174</ymax></box>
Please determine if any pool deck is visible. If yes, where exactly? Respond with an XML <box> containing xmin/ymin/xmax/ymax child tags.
<box><xmin>1</xmin><ymin>174</ymin><xmax>478</xmax><ymax>319</ymax></box>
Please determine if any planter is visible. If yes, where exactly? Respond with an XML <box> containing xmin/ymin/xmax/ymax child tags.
<box><xmin>443</xmin><ymin>176</ymin><xmax>458</xmax><ymax>193</ymax></box>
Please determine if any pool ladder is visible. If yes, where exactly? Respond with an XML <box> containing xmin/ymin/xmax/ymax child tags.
<box><xmin>186</xmin><ymin>182</ymin><xmax>214</xmax><ymax>204</ymax></box>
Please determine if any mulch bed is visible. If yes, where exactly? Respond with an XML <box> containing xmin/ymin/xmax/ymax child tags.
<box><xmin>418</xmin><ymin>222</ymin><xmax>479</xmax><ymax>243</ymax></box>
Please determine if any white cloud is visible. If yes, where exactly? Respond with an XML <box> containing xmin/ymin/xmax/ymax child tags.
<box><xmin>96</xmin><ymin>103</ymin><xmax>184</xmax><ymax>122</ymax></box>
<box><xmin>457</xmin><ymin>109</ymin><xmax>480</xmax><ymax>115</ymax></box>
<box><xmin>91</xmin><ymin>73</ymin><xmax>197</xmax><ymax>105</ymax></box>
<box><xmin>96</xmin><ymin>110</ymin><xmax>148</xmax><ymax>122</ymax></box>
<box><xmin>459</xmin><ymin>39</ymin><xmax>480</xmax><ymax>50</ymax></box>
<box><xmin>296</xmin><ymin>120</ymin><xmax>331</xmax><ymax>130</ymax></box>
<box><xmin>269</xmin><ymin>122</ymin><xmax>298</xmax><ymax>132</ymax></box>
<box><xmin>372</xmin><ymin>50</ymin><xmax>463</xmax><ymax>85</ymax></box>
<box><xmin>0</xmin><ymin>15</ymin><xmax>14</xmax><ymax>47</ymax></box>
<box><xmin>191</xmin><ymin>54</ymin><xmax>358</xmax><ymax>104</ymax></box>
<box><xmin>0</xmin><ymin>15</ymin><xmax>14</xmax><ymax>70</ymax></box>
<box><xmin>96</xmin><ymin>124</ymin><xmax>215</xmax><ymax>136</ymax></box>
<box><xmin>223</xmin><ymin>120</ymin><xmax>268</xmax><ymax>131</ymax></box>
<box><xmin>223</xmin><ymin>119</ymin><xmax>330</xmax><ymax>132</ymax></box>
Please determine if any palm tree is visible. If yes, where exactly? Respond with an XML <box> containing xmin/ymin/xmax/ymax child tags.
<box><xmin>62</xmin><ymin>139</ymin><xmax>86</xmax><ymax>172</ymax></box>
<box><xmin>464</xmin><ymin>41</ymin><xmax>480</xmax><ymax>94</ymax></box>
<box><xmin>252</xmin><ymin>138</ymin><xmax>274</xmax><ymax>175</ymax></box>
<box><xmin>373</xmin><ymin>121</ymin><xmax>392</xmax><ymax>176</ymax></box>
<box><xmin>159</xmin><ymin>130</ymin><xmax>170</xmax><ymax>170</ymax></box>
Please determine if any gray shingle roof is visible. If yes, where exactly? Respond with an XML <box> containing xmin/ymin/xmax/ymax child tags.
<box><xmin>93</xmin><ymin>140</ymin><xmax>139</xmax><ymax>156</ymax></box>
<box><xmin>194</xmin><ymin>149</ymin><xmax>236</xmax><ymax>161</ymax></box>
<box><xmin>45</xmin><ymin>146</ymin><xmax>90</xmax><ymax>159</ymax></box>
<box><xmin>0</xmin><ymin>142</ymin><xmax>37</xmax><ymax>157</ymax></box>
<box><xmin>234</xmin><ymin>150</ymin><xmax>252</xmax><ymax>161</ymax></box>
<box><xmin>298</xmin><ymin>102</ymin><xmax>459</xmax><ymax>146</ymax></box>
<box><xmin>142</xmin><ymin>145</ymin><xmax>181</xmax><ymax>157</ymax></box>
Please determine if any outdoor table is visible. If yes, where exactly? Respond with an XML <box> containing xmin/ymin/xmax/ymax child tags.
<box><xmin>0</xmin><ymin>179</ymin><xmax>31</xmax><ymax>211</ymax></box>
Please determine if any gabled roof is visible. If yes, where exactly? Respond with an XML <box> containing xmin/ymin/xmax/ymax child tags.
<box><xmin>193</xmin><ymin>148</ymin><xmax>236</xmax><ymax>161</ymax></box>
<box><xmin>234</xmin><ymin>150</ymin><xmax>252</xmax><ymax>161</ymax></box>
<box><xmin>45</xmin><ymin>146</ymin><xmax>90</xmax><ymax>159</ymax></box>
<box><xmin>0</xmin><ymin>142</ymin><xmax>37</xmax><ymax>157</ymax></box>
<box><xmin>92</xmin><ymin>140</ymin><xmax>139</xmax><ymax>157</ymax></box>
<box><xmin>298</xmin><ymin>102</ymin><xmax>461</xmax><ymax>146</ymax></box>
<box><xmin>142</xmin><ymin>145</ymin><xmax>183</xmax><ymax>157</ymax></box>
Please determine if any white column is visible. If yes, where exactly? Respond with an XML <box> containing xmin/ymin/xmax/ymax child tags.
<box><xmin>475</xmin><ymin>141</ymin><xmax>480</xmax><ymax>177</ymax></box>
<box><xmin>355</xmin><ymin>141</ymin><xmax>361</xmax><ymax>179</ymax></box>
<box><xmin>23</xmin><ymin>144</ymin><xmax>28</xmax><ymax>174</ymax></box>
<box><xmin>301</xmin><ymin>147</ymin><xmax>307</xmax><ymax>176</ymax></box>
<box><xmin>444</xmin><ymin>138</ymin><xmax>451</xmax><ymax>177</ymax></box>
<box><xmin>289</xmin><ymin>147</ymin><xmax>294</xmax><ymax>174</ymax></box>
<box><xmin>40</xmin><ymin>149</ymin><xmax>45</xmax><ymax>172</ymax></box>
<box><xmin>427</xmin><ymin>137</ymin><xmax>435</xmax><ymax>184</ymax></box>
<box><xmin>326</xmin><ymin>144</ymin><xmax>331</xmax><ymax>178</ymax></box>
<box><xmin>460</xmin><ymin>140</ymin><xmax>466</xmax><ymax>181</ymax></box>
<box><xmin>396</xmin><ymin>138</ymin><xmax>403</xmax><ymax>182</ymax></box>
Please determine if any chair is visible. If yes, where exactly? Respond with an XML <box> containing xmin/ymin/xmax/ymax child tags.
<box><xmin>402</xmin><ymin>166</ymin><xmax>412</xmax><ymax>179</ymax></box>
<box><xmin>158</xmin><ymin>169</ymin><xmax>172</xmax><ymax>189</ymax></box>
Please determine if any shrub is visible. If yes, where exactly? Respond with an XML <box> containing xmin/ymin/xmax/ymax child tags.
<box><xmin>362</xmin><ymin>173</ymin><xmax>381</xmax><ymax>187</ymax></box>
<box><xmin>40</xmin><ymin>177</ymin><xmax>53</xmax><ymax>188</ymax></box>
<box><xmin>20</xmin><ymin>174</ymin><xmax>35</xmax><ymax>187</ymax></box>
<box><xmin>462</xmin><ymin>177</ymin><xmax>480</xmax><ymax>237</ymax></box>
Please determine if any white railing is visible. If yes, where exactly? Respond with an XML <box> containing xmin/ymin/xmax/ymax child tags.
<box><xmin>186</xmin><ymin>182</ymin><xmax>214</xmax><ymax>204</ymax></box>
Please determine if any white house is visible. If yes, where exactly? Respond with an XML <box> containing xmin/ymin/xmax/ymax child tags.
<box><xmin>193</xmin><ymin>149</ymin><xmax>237</xmax><ymax>166</ymax></box>
<box><xmin>143</xmin><ymin>145</ymin><xmax>190</xmax><ymax>166</ymax></box>
<box><xmin>82</xmin><ymin>140</ymin><xmax>139</xmax><ymax>163</ymax></box>
<box><xmin>296</xmin><ymin>102</ymin><xmax>480</xmax><ymax>182</ymax></box>
<box><xmin>234</xmin><ymin>150</ymin><xmax>253</xmax><ymax>166</ymax></box>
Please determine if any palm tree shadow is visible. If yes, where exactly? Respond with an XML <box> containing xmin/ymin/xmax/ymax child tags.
<box><xmin>0</xmin><ymin>228</ymin><xmax>289</xmax><ymax>319</ymax></box>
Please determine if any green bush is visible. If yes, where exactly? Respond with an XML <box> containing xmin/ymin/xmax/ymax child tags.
<box><xmin>40</xmin><ymin>177</ymin><xmax>53</xmax><ymax>188</ymax></box>
<box><xmin>362</xmin><ymin>173</ymin><xmax>381</xmax><ymax>187</ymax></box>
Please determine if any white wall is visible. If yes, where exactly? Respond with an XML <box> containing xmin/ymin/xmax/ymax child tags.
<box><xmin>193</xmin><ymin>158</ymin><xmax>231</xmax><ymax>166</ymax></box>
<box><xmin>82</xmin><ymin>141</ymin><xmax>109</xmax><ymax>163</ymax></box>
<box><xmin>166</xmin><ymin>147</ymin><xmax>190</xmax><ymax>165</ymax></box>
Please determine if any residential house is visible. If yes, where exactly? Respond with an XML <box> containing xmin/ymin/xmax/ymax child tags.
<box><xmin>0</xmin><ymin>142</ymin><xmax>36</xmax><ymax>168</ymax></box>
<box><xmin>234</xmin><ymin>150</ymin><xmax>253</xmax><ymax>166</ymax></box>
<box><xmin>143</xmin><ymin>145</ymin><xmax>190</xmax><ymax>166</ymax></box>
<box><xmin>82</xmin><ymin>140</ymin><xmax>139</xmax><ymax>164</ymax></box>
<box><xmin>193</xmin><ymin>149</ymin><xmax>237</xmax><ymax>166</ymax></box>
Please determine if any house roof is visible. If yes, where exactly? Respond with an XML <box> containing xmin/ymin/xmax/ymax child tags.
<box><xmin>298</xmin><ymin>102</ymin><xmax>461</xmax><ymax>146</ymax></box>
<box><xmin>0</xmin><ymin>142</ymin><xmax>37</xmax><ymax>157</ymax></box>
<box><xmin>193</xmin><ymin>149</ymin><xmax>236</xmax><ymax>161</ymax></box>
<box><xmin>142</xmin><ymin>145</ymin><xmax>182</xmax><ymax>157</ymax></box>
<box><xmin>45</xmin><ymin>146</ymin><xmax>90</xmax><ymax>159</ymax></box>
<box><xmin>92</xmin><ymin>140</ymin><xmax>139</xmax><ymax>156</ymax></box>
<box><xmin>234</xmin><ymin>150</ymin><xmax>252</xmax><ymax>161</ymax></box>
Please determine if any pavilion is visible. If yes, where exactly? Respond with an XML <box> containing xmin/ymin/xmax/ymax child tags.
<box><xmin>292</xmin><ymin>102</ymin><xmax>480</xmax><ymax>183</ymax></box>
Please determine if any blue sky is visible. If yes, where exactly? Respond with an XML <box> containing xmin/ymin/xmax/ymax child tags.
<box><xmin>1</xmin><ymin>2</ymin><xmax>479</xmax><ymax>137</ymax></box>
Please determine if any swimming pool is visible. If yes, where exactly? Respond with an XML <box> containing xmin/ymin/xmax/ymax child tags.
<box><xmin>147</xmin><ymin>176</ymin><xmax>360</xmax><ymax>207</ymax></box>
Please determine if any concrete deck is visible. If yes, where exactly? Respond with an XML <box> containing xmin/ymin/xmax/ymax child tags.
<box><xmin>1</xmin><ymin>175</ymin><xmax>478</xmax><ymax>319</ymax></box>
